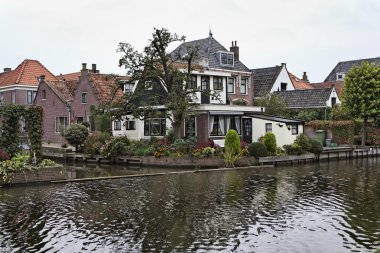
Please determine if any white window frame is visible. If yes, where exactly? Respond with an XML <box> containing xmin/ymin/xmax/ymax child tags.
<box><xmin>336</xmin><ymin>72</ymin><xmax>345</xmax><ymax>80</ymax></box>
<box><xmin>265</xmin><ymin>123</ymin><xmax>272</xmax><ymax>133</ymax></box>
<box><xmin>26</xmin><ymin>90</ymin><xmax>37</xmax><ymax>104</ymax></box>
<box><xmin>11</xmin><ymin>90</ymin><xmax>16</xmax><ymax>104</ymax></box>
<box><xmin>240</xmin><ymin>78</ymin><xmax>248</xmax><ymax>95</ymax></box>
<box><xmin>114</xmin><ymin>120</ymin><xmax>121</xmax><ymax>130</ymax></box>
<box><xmin>55</xmin><ymin>116</ymin><xmax>69</xmax><ymax>133</ymax></box>
<box><xmin>227</xmin><ymin>77</ymin><xmax>235</xmax><ymax>94</ymax></box>
<box><xmin>219</xmin><ymin>52</ymin><xmax>234</xmax><ymax>66</ymax></box>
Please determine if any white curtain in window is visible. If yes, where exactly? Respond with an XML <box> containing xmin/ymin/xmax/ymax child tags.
<box><xmin>226</xmin><ymin>116</ymin><xmax>231</xmax><ymax>131</ymax></box>
<box><xmin>209</xmin><ymin>116</ymin><xmax>214</xmax><ymax>134</ymax></box>
<box><xmin>235</xmin><ymin>116</ymin><xmax>241</xmax><ymax>134</ymax></box>
<box><xmin>219</xmin><ymin>116</ymin><xmax>225</xmax><ymax>135</ymax></box>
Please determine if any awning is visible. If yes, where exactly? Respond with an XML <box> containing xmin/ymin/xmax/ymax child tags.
<box><xmin>209</xmin><ymin>111</ymin><xmax>244</xmax><ymax>115</ymax></box>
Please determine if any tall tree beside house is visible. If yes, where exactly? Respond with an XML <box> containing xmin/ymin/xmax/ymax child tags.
<box><xmin>253</xmin><ymin>93</ymin><xmax>289</xmax><ymax>117</ymax></box>
<box><xmin>343</xmin><ymin>61</ymin><xmax>380</xmax><ymax>145</ymax></box>
<box><xmin>117</xmin><ymin>28</ymin><xmax>204</xmax><ymax>139</ymax></box>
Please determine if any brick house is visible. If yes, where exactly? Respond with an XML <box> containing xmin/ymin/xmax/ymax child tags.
<box><xmin>34</xmin><ymin>77</ymin><xmax>78</xmax><ymax>143</ymax></box>
<box><xmin>0</xmin><ymin>59</ymin><xmax>58</xmax><ymax>106</ymax></box>
<box><xmin>35</xmin><ymin>63</ymin><xmax>127</xmax><ymax>143</ymax></box>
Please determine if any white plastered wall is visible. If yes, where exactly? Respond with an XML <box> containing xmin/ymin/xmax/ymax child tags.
<box><xmin>251</xmin><ymin>118</ymin><xmax>303</xmax><ymax>147</ymax></box>
<box><xmin>270</xmin><ymin>66</ymin><xmax>295</xmax><ymax>92</ymax></box>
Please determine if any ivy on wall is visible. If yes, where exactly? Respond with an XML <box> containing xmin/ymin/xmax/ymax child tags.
<box><xmin>0</xmin><ymin>105</ymin><xmax>44</xmax><ymax>160</ymax></box>
<box><xmin>25</xmin><ymin>106</ymin><xmax>44</xmax><ymax>163</ymax></box>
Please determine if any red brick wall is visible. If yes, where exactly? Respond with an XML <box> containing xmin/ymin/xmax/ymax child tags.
<box><xmin>34</xmin><ymin>82</ymin><xmax>70</xmax><ymax>143</ymax></box>
<box><xmin>227</xmin><ymin>75</ymin><xmax>254</xmax><ymax>105</ymax></box>
<box><xmin>70</xmin><ymin>71</ymin><xmax>99</xmax><ymax>123</ymax></box>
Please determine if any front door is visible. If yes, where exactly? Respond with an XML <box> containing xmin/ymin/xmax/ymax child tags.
<box><xmin>242</xmin><ymin>118</ymin><xmax>252</xmax><ymax>143</ymax></box>
<box><xmin>201</xmin><ymin>76</ymin><xmax>210</xmax><ymax>104</ymax></box>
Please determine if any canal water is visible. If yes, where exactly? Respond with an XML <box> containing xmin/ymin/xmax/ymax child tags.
<box><xmin>0</xmin><ymin>159</ymin><xmax>380</xmax><ymax>252</ymax></box>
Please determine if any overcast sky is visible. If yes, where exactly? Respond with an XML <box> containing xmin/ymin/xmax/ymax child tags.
<box><xmin>1</xmin><ymin>0</ymin><xmax>379</xmax><ymax>82</ymax></box>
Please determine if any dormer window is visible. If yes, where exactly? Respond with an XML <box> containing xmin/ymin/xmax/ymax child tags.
<box><xmin>219</xmin><ymin>52</ymin><xmax>234</xmax><ymax>65</ymax></box>
<box><xmin>336</xmin><ymin>73</ymin><xmax>345</xmax><ymax>80</ymax></box>
<box><xmin>145</xmin><ymin>81</ymin><xmax>152</xmax><ymax>90</ymax></box>
<box><xmin>124</xmin><ymin>83</ymin><xmax>134</xmax><ymax>93</ymax></box>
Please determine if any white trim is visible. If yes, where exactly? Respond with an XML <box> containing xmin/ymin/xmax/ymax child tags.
<box><xmin>0</xmin><ymin>85</ymin><xmax>38</xmax><ymax>92</ymax></box>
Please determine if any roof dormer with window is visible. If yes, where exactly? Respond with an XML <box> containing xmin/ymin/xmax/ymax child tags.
<box><xmin>218</xmin><ymin>51</ymin><xmax>234</xmax><ymax>66</ymax></box>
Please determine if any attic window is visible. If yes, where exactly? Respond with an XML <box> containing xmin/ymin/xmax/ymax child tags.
<box><xmin>124</xmin><ymin>83</ymin><xmax>134</xmax><ymax>93</ymax></box>
<box><xmin>336</xmin><ymin>73</ymin><xmax>345</xmax><ymax>80</ymax></box>
<box><xmin>81</xmin><ymin>92</ymin><xmax>88</xmax><ymax>104</ymax></box>
<box><xmin>145</xmin><ymin>81</ymin><xmax>152</xmax><ymax>90</ymax></box>
<box><xmin>219</xmin><ymin>52</ymin><xmax>234</xmax><ymax>65</ymax></box>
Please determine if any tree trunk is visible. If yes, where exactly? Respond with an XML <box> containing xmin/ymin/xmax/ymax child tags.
<box><xmin>361</xmin><ymin>117</ymin><xmax>368</xmax><ymax>146</ymax></box>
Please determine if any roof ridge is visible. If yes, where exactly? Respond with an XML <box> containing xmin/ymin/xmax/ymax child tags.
<box><xmin>15</xmin><ymin>60</ymin><xmax>28</xmax><ymax>84</ymax></box>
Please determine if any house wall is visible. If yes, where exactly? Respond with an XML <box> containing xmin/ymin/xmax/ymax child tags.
<box><xmin>113</xmin><ymin>116</ymin><xmax>172</xmax><ymax>140</ymax></box>
<box><xmin>227</xmin><ymin>74</ymin><xmax>253</xmax><ymax>105</ymax></box>
<box><xmin>0</xmin><ymin>86</ymin><xmax>37</xmax><ymax>105</ymax></box>
<box><xmin>270</xmin><ymin>66</ymin><xmax>294</xmax><ymax>92</ymax></box>
<box><xmin>34</xmin><ymin>82</ymin><xmax>70</xmax><ymax>143</ymax></box>
<box><xmin>70</xmin><ymin>71</ymin><xmax>99</xmax><ymax>123</ymax></box>
<box><xmin>325</xmin><ymin>88</ymin><xmax>341</xmax><ymax>107</ymax></box>
<box><xmin>251</xmin><ymin>118</ymin><xmax>303</xmax><ymax>147</ymax></box>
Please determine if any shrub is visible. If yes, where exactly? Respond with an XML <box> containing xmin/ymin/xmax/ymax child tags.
<box><xmin>224</xmin><ymin>150</ymin><xmax>244</xmax><ymax>167</ymax></box>
<box><xmin>192</xmin><ymin>147</ymin><xmax>215</xmax><ymax>158</ymax></box>
<box><xmin>263</xmin><ymin>132</ymin><xmax>277</xmax><ymax>154</ymax></box>
<box><xmin>283</xmin><ymin>144</ymin><xmax>303</xmax><ymax>155</ymax></box>
<box><xmin>309</xmin><ymin>139</ymin><xmax>323</xmax><ymax>156</ymax></box>
<box><xmin>84</xmin><ymin>131</ymin><xmax>111</xmax><ymax>155</ymax></box>
<box><xmin>64</xmin><ymin>124</ymin><xmax>89</xmax><ymax>152</ymax></box>
<box><xmin>366</xmin><ymin>127</ymin><xmax>380</xmax><ymax>145</ymax></box>
<box><xmin>101</xmin><ymin>136</ymin><xmax>130</xmax><ymax>159</ymax></box>
<box><xmin>170</xmin><ymin>137</ymin><xmax>197</xmax><ymax>154</ymax></box>
<box><xmin>294</xmin><ymin>134</ymin><xmax>311</xmax><ymax>154</ymax></box>
<box><xmin>0</xmin><ymin>149</ymin><xmax>10</xmax><ymax>161</ymax></box>
<box><xmin>248</xmin><ymin>142</ymin><xmax>268</xmax><ymax>158</ymax></box>
<box><xmin>225</xmin><ymin>130</ymin><xmax>240</xmax><ymax>155</ymax></box>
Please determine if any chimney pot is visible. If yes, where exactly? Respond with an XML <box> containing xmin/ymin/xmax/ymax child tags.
<box><xmin>230</xmin><ymin>40</ymin><xmax>239</xmax><ymax>61</ymax></box>
<box><xmin>3</xmin><ymin>68</ymin><xmax>11</xmax><ymax>72</ymax></box>
<box><xmin>82</xmin><ymin>63</ymin><xmax>87</xmax><ymax>71</ymax></box>
<box><xmin>92</xmin><ymin>64</ymin><xmax>97</xmax><ymax>73</ymax></box>
<box><xmin>39</xmin><ymin>75</ymin><xmax>45</xmax><ymax>82</ymax></box>
<box><xmin>302</xmin><ymin>71</ymin><xmax>309</xmax><ymax>83</ymax></box>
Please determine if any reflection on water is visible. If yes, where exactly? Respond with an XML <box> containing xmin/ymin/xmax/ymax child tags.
<box><xmin>0</xmin><ymin>159</ymin><xmax>380</xmax><ymax>252</ymax></box>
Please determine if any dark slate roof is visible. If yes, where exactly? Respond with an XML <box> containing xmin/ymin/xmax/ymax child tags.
<box><xmin>251</xmin><ymin>66</ymin><xmax>282</xmax><ymax>97</ymax></box>
<box><xmin>246</xmin><ymin>114</ymin><xmax>303</xmax><ymax>124</ymax></box>
<box><xmin>324</xmin><ymin>57</ymin><xmax>380</xmax><ymax>82</ymax></box>
<box><xmin>274</xmin><ymin>88</ymin><xmax>333</xmax><ymax>108</ymax></box>
<box><xmin>171</xmin><ymin>36</ymin><xmax>250</xmax><ymax>72</ymax></box>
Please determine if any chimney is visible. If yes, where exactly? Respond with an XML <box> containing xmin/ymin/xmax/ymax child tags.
<box><xmin>82</xmin><ymin>63</ymin><xmax>87</xmax><ymax>71</ymax></box>
<box><xmin>92</xmin><ymin>64</ymin><xmax>97</xmax><ymax>73</ymax></box>
<box><xmin>302</xmin><ymin>72</ymin><xmax>309</xmax><ymax>83</ymax></box>
<box><xmin>230</xmin><ymin>40</ymin><xmax>239</xmax><ymax>61</ymax></box>
<box><xmin>38</xmin><ymin>75</ymin><xmax>45</xmax><ymax>82</ymax></box>
<box><xmin>3</xmin><ymin>68</ymin><xmax>11</xmax><ymax>72</ymax></box>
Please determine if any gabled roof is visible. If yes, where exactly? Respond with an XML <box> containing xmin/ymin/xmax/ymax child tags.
<box><xmin>251</xmin><ymin>66</ymin><xmax>282</xmax><ymax>97</ymax></box>
<box><xmin>57</xmin><ymin>72</ymin><xmax>81</xmax><ymax>82</ymax></box>
<box><xmin>44</xmin><ymin>80</ymin><xmax>79</xmax><ymax>106</ymax></box>
<box><xmin>275</xmin><ymin>88</ymin><xmax>333</xmax><ymax>108</ymax></box>
<box><xmin>0</xmin><ymin>59</ymin><xmax>58</xmax><ymax>87</ymax></box>
<box><xmin>311</xmin><ymin>80</ymin><xmax>344</xmax><ymax>97</ymax></box>
<box><xmin>324</xmin><ymin>57</ymin><xmax>380</xmax><ymax>82</ymax></box>
<box><xmin>172</xmin><ymin>36</ymin><xmax>250</xmax><ymax>72</ymax></box>
<box><xmin>88</xmin><ymin>74</ymin><xmax>128</xmax><ymax>104</ymax></box>
<box><xmin>289</xmin><ymin>72</ymin><xmax>314</xmax><ymax>89</ymax></box>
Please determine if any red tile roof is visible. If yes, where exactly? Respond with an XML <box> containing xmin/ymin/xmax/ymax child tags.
<box><xmin>57</xmin><ymin>72</ymin><xmax>81</xmax><ymax>82</ymax></box>
<box><xmin>289</xmin><ymin>72</ymin><xmax>314</xmax><ymax>90</ymax></box>
<box><xmin>88</xmin><ymin>73</ymin><xmax>128</xmax><ymax>104</ymax></box>
<box><xmin>45</xmin><ymin>80</ymin><xmax>79</xmax><ymax>105</ymax></box>
<box><xmin>0</xmin><ymin>59</ymin><xmax>58</xmax><ymax>87</ymax></box>
<box><xmin>311</xmin><ymin>81</ymin><xmax>344</xmax><ymax>97</ymax></box>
